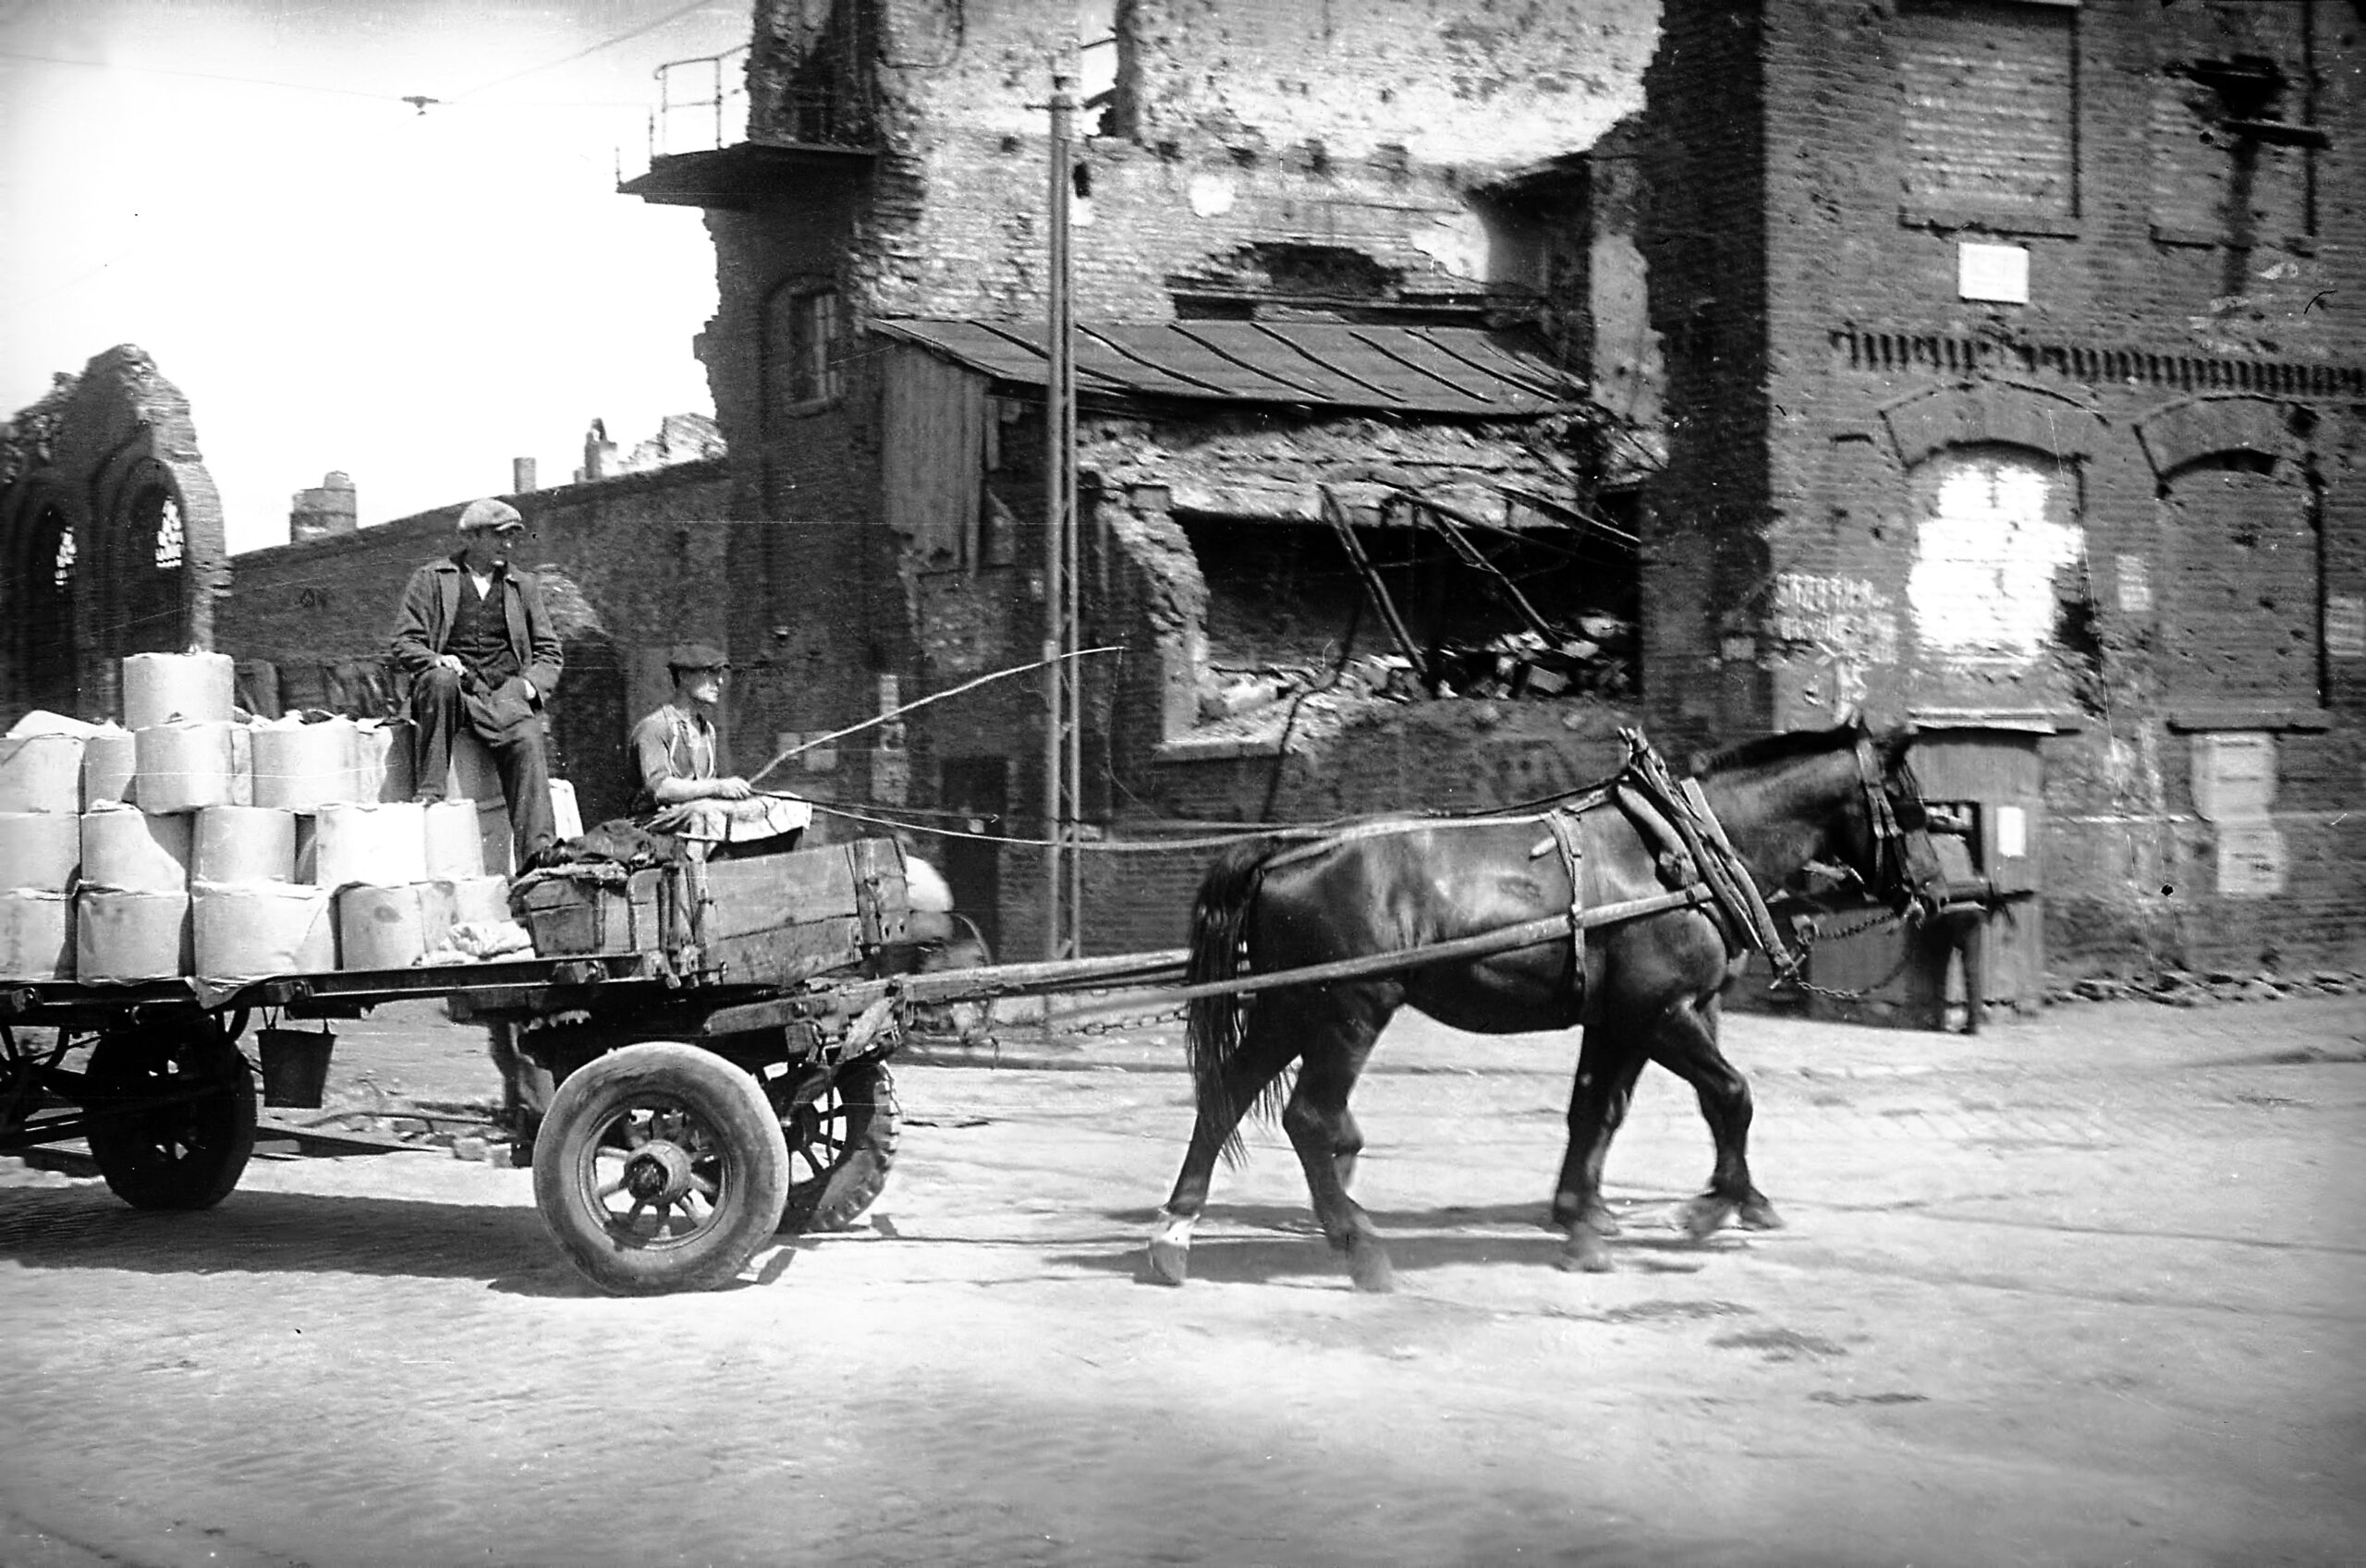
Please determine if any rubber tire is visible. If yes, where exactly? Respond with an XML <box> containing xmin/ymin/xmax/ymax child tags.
<box><xmin>777</xmin><ymin>1060</ymin><xmax>899</xmax><ymax>1234</ymax></box>
<box><xmin>532</xmin><ymin>1041</ymin><xmax>789</xmax><ymax>1296</ymax></box>
<box><xmin>83</xmin><ymin>1018</ymin><xmax>258</xmax><ymax>1211</ymax></box>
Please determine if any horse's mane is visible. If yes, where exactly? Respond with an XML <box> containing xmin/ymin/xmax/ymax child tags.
<box><xmin>1692</xmin><ymin>722</ymin><xmax>1871</xmax><ymax>777</ymax></box>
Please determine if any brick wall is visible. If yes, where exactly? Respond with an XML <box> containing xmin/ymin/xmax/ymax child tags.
<box><xmin>1645</xmin><ymin>0</ymin><xmax>2366</xmax><ymax>972</ymax></box>
<box><xmin>215</xmin><ymin>461</ymin><xmax>745</xmax><ymax>825</ymax></box>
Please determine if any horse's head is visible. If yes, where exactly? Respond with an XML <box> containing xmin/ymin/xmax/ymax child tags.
<box><xmin>1854</xmin><ymin>726</ymin><xmax>1948</xmax><ymax>925</ymax></box>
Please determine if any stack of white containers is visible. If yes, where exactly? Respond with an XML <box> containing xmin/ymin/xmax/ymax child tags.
<box><xmin>0</xmin><ymin>650</ymin><xmax>528</xmax><ymax>985</ymax></box>
<box><xmin>0</xmin><ymin>721</ymin><xmax>84</xmax><ymax>980</ymax></box>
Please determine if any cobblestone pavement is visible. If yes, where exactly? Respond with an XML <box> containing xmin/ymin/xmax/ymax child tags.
<box><xmin>0</xmin><ymin>995</ymin><xmax>2360</xmax><ymax>1567</ymax></box>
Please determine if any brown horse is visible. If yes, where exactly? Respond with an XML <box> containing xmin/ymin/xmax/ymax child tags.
<box><xmin>1147</xmin><ymin>724</ymin><xmax>1940</xmax><ymax>1290</ymax></box>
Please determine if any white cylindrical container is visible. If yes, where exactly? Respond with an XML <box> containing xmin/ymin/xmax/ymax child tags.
<box><xmin>0</xmin><ymin>811</ymin><xmax>80</xmax><ymax>893</ymax></box>
<box><xmin>438</xmin><ymin>874</ymin><xmax>513</xmax><ymax>929</ymax></box>
<box><xmin>549</xmin><ymin>778</ymin><xmax>582</xmax><ymax>842</ymax></box>
<box><xmin>422</xmin><ymin>799</ymin><xmax>485</xmax><ymax>879</ymax></box>
<box><xmin>194</xmin><ymin>880</ymin><xmax>335</xmax><ymax>979</ymax></box>
<box><xmin>353</xmin><ymin>721</ymin><xmax>411</xmax><ymax>805</ymax></box>
<box><xmin>336</xmin><ymin>881</ymin><xmax>445</xmax><ymax>970</ymax></box>
<box><xmin>134</xmin><ymin>721</ymin><xmax>236</xmax><ymax>813</ymax></box>
<box><xmin>121</xmin><ymin>650</ymin><xmax>236</xmax><ymax>731</ymax></box>
<box><xmin>80</xmin><ymin>807</ymin><xmax>192</xmax><ymax>893</ymax></box>
<box><xmin>76</xmin><ymin>888</ymin><xmax>192</xmax><ymax>981</ymax></box>
<box><xmin>312</xmin><ymin>801</ymin><xmax>427</xmax><ymax>889</ymax></box>
<box><xmin>0</xmin><ymin>889</ymin><xmax>73</xmax><ymax>980</ymax></box>
<box><xmin>250</xmin><ymin>717</ymin><xmax>359</xmax><ymax>812</ymax></box>
<box><xmin>0</xmin><ymin>734</ymin><xmax>85</xmax><ymax>814</ymax></box>
<box><xmin>229</xmin><ymin>721</ymin><xmax>253</xmax><ymax>808</ymax></box>
<box><xmin>193</xmin><ymin>806</ymin><xmax>297</xmax><ymax>884</ymax></box>
<box><xmin>81</xmin><ymin>725</ymin><xmax>137</xmax><ymax>808</ymax></box>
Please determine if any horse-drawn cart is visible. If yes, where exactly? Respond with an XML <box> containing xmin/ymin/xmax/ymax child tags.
<box><xmin>0</xmin><ymin>835</ymin><xmax>1189</xmax><ymax>1296</ymax></box>
<box><xmin>0</xmin><ymin>723</ymin><xmax>1948</xmax><ymax>1297</ymax></box>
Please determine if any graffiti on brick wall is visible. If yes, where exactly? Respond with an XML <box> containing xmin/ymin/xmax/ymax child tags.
<box><xmin>1907</xmin><ymin>458</ymin><xmax>2083</xmax><ymax>661</ymax></box>
<box><xmin>1769</xmin><ymin>572</ymin><xmax>1900</xmax><ymax>718</ymax></box>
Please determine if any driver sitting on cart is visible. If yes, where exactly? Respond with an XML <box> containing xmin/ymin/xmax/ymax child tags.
<box><xmin>629</xmin><ymin>643</ymin><xmax>810</xmax><ymax>861</ymax></box>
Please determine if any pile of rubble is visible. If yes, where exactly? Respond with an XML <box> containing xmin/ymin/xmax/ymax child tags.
<box><xmin>2045</xmin><ymin>967</ymin><xmax>2365</xmax><ymax>1007</ymax></box>
<box><xmin>1198</xmin><ymin>615</ymin><xmax>1636</xmax><ymax>723</ymax></box>
<box><xmin>1429</xmin><ymin>618</ymin><xmax>1636</xmax><ymax>700</ymax></box>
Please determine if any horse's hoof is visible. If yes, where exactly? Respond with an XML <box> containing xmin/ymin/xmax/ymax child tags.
<box><xmin>1145</xmin><ymin>1238</ymin><xmax>1190</xmax><ymax>1286</ymax></box>
<box><xmin>1677</xmin><ymin>1195</ymin><xmax>1738</xmax><ymax>1240</ymax></box>
<box><xmin>1557</xmin><ymin>1227</ymin><xmax>1615</xmax><ymax>1273</ymax></box>
<box><xmin>1550</xmin><ymin>1197</ymin><xmax>1620</xmax><ymax>1235</ymax></box>
<box><xmin>1738</xmin><ymin>1196</ymin><xmax>1786</xmax><ymax>1232</ymax></box>
<box><xmin>1346</xmin><ymin>1241</ymin><xmax>1396</xmax><ymax>1294</ymax></box>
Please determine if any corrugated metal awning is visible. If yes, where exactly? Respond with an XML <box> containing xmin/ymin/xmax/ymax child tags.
<box><xmin>869</xmin><ymin>319</ymin><xmax>1579</xmax><ymax>419</ymax></box>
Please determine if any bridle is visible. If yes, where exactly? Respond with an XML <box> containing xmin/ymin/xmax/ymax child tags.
<box><xmin>1849</xmin><ymin>735</ymin><xmax>1947</xmax><ymax>925</ymax></box>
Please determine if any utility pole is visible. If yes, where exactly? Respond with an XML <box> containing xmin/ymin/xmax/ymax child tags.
<box><xmin>1042</xmin><ymin>71</ymin><xmax>1083</xmax><ymax>967</ymax></box>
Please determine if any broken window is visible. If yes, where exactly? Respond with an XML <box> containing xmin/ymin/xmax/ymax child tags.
<box><xmin>1168</xmin><ymin>242</ymin><xmax>1482</xmax><ymax>325</ymax></box>
<box><xmin>19</xmin><ymin>504</ymin><xmax>76</xmax><ymax>712</ymax></box>
<box><xmin>768</xmin><ymin>285</ymin><xmax>847</xmax><ymax>409</ymax></box>
<box><xmin>1182</xmin><ymin>499</ymin><xmax>1639</xmax><ymax>713</ymax></box>
<box><xmin>121</xmin><ymin>485</ymin><xmax>188</xmax><ymax>653</ymax></box>
<box><xmin>2149</xmin><ymin>3</ymin><xmax>2321</xmax><ymax>260</ymax></box>
<box><xmin>1897</xmin><ymin>0</ymin><xmax>2078</xmax><ymax>222</ymax></box>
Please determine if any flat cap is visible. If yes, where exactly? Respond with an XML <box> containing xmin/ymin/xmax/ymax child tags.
<box><xmin>457</xmin><ymin>498</ymin><xmax>525</xmax><ymax>533</ymax></box>
<box><xmin>666</xmin><ymin>642</ymin><xmax>731</xmax><ymax>672</ymax></box>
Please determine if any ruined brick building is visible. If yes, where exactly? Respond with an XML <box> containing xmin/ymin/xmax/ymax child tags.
<box><xmin>620</xmin><ymin>0</ymin><xmax>1665</xmax><ymax>958</ymax></box>
<box><xmin>6</xmin><ymin>0</ymin><xmax>2360</xmax><ymax>981</ymax></box>
<box><xmin>0</xmin><ymin>349</ymin><xmax>231</xmax><ymax>724</ymax></box>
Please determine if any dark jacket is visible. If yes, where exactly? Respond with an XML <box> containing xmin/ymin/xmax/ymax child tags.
<box><xmin>388</xmin><ymin>553</ymin><xmax>565</xmax><ymax>699</ymax></box>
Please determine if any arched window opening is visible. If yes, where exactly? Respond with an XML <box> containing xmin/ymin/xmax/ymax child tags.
<box><xmin>152</xmin><ymin>493</ymin><xmax>184</xmax><ymax>569</ymax></box>
<box><xmin>22</xmin><ymin>504</ymin><xmax>79</xmax><ymax>712</ymax></box>
<box><xmin>122</xmin><ymin>484</ymin><xmax>188</xmax><ymax>653</ymax></box>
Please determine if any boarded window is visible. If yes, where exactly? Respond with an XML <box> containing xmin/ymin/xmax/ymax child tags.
<box><xmin>2161</xmin><ymin>461</ymin><xmax>2320</xmax><ymax>703</ymax></box>
<box><xmin>2147</xmin><ymin>4</ymin><xmax>2313</xmax><ymax>248</ymax></box>
<box><xmin>1898</xmin><ymin>1</ymin><xmax>2077</xmax><ymax>219</ymax></box>
<box><xmin>767</xmin><ymin>286</ymin><xmax>847</xmax><ymax>409</ymax></box>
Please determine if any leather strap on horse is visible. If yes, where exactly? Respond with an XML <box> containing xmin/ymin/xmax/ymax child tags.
<box><xmin>1261</xmin><ymin>784</ymin><xmax>1614</xmax><ymax>876</ymax></box>
<box><xmin>1615</xmin><ymin>730</ymin><xmax>1798</xmax><ymax>971</ymax></box>
<box><xmin>1543</xmin><ymin>808</ymin><xmax>1606</xmax><ymax>1016</ymax></box>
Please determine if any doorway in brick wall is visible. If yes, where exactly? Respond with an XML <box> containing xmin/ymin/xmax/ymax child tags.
<box><xmin>939</xmin><ymin>756</ymin><xmax>1007</xmax><ymax>958</ymax></box>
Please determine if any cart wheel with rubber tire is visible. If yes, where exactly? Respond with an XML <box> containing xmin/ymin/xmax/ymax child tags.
<box><xmin>531</xmin><ymin>1041</ymin><xmax>790</xmax><ymax>1295</ymax></box>
<box><xmin>83</xmin><ymin>1015</ymin><xmax>257</xmax><ymax>1210</ymax></box>
<box><xmin>777</xmin><ymin>1059</ymin><xmax>899</xmax><ymax>1234</ymax></box>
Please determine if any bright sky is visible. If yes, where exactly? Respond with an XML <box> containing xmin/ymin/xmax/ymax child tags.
<box><xmin>1</xmin><ymin>0</ymin><xmax>745</xmax><ymax>554</ymax></box>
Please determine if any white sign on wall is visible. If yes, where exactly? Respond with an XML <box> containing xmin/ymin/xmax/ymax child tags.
<box><xmin>2190</xmin><ymin>732</ymin><xmax>2277</xmax><ymax>823</ymax></box>
<box><xmin>2216</xmin><ymin>821</ymin><xmax>2287</xmax><ymax>898</ymax></box>
<box><xmin>1958</xmin><ymin>241</ymin><xmax>2030</xmax><ymax>304</ymax></box>
<box><xmin>2328</xmin><ymin>593</ymin><xmax>2366</xmax><ymax>660</ymax></box>
<box><xmin>2116</xmin><ymin>553</ymin><xmax>2153</xmax><ymax>614</ymax></box>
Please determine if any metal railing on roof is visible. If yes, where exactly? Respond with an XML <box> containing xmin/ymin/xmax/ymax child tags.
<box><xmin>649</xmin><ymin>45</ymin><xmax>750</xmax><ymax>162</ymax></box>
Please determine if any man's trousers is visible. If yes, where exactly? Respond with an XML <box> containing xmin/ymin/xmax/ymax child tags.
<box><xmin>408</xmin><ymin>667</ymin><xmax>557</xmax><ymax>867</ymax></box>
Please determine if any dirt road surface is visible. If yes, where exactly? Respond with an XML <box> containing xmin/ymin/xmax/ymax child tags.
<box><xmin>0</xmin><ymin>993</ymin><xmax>2360</xmax><ymax>1567</ymax></box>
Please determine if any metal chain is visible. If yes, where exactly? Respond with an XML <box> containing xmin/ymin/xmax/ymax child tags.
<box><xmin>1776</xmin><ymin>907</ymin><xmax>1920</xmax><ymax>1003</ymax></box>
<box><xmin>1069</xmin><ymin>1003</ymin><xmax>1190</xmax><ymax>1036</ymax></box>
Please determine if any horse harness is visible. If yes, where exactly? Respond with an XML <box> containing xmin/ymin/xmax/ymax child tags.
<box><xmin>1255</xmin><ymin>729</ymin><xmax>1921</xmax><ymax>1000</ymax></box>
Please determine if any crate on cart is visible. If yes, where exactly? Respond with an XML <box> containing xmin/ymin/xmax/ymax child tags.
<box><xmin>512</xmin><ymin>866</ymin><xmax>669</xmax><ymax>956</ymax></box>
<box><xmin>693</xmin><ymin>838</ymin><xmax>913</xmax><ymax>986</ymax></box>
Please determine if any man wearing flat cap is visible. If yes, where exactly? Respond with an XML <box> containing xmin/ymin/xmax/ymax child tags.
<box><xmin>387</xmin><ymin>498</ymin><xmax>564</xmax><ymax>869</ymax></box>
<box><xmin>629</xmin><ymin>642</ymin><xmax>809</xmax><ymax>858</ymax></box>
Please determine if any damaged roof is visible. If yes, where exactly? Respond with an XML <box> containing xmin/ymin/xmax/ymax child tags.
<box><xmin>869</xmin><ymin>319</ymin><xmax>1580</xmax><ymax>419</ymax></box>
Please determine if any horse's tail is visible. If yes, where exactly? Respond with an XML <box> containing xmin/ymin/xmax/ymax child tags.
<box><xmin>1185</xmin><ymin>836</ymin><xmax>1282</xmax><ymax>1166</ymax></box>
